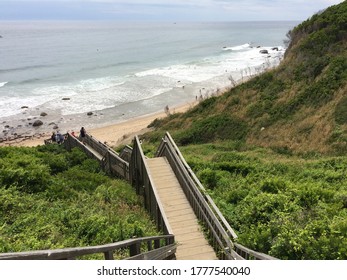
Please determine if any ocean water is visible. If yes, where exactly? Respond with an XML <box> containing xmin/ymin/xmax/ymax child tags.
<box><xmin>0</xmin><ymin>21</ymin><xmax>298</xmax><ymax>138</ymax></box>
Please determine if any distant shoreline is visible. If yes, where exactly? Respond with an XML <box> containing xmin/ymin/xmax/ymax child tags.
<box><xmin>0</xmin><ymin>74</ymin><xmax>259</xmax><ymax>148</ymax></box>
<box><xmin>0</xmin><ymin>100</ymin><xmax>199</xmax><ymax>148</ymax></box>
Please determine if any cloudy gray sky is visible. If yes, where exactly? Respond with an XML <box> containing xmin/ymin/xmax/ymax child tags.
<box><xmin>0</xmin><ymin>0</ymin><xmax>344</xmax><ymax>21</ymax></box>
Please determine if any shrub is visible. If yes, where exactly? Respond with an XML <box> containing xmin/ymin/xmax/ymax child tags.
<box><xmin>216</xmin><ymin>162</ymin><xmax>253</xmax><ymax>177</ymax></box>
<box><xmin>335</xmin><ymin>96</ymin><xmax>347</xmax><ymax>125</ymax></box>
<box><xmin>0</xmin><ymin>153</ymin><xmax>51</xmax><ymax>193</ymax></box>
<box><xmin>65</xmin><ymin>147</ymin><xmax>88</xmax><ymax>166</ymax></box>
<box><xmin>0</xmin><ymin>145</ymin><xmax>159</xmax><ymax>254</ymax></box>
<box><xmin>198</xmin><ymin>168</ymin><xmax>218</xmax><ymax>190</ymax></box>
<box><xmin>261</xmin><ymin>178</ymin><xmax>287</xmax><ymax>194</ymax></box>
<box><xmin>177</xmin><ymin>114</ymin><xmax>248</xmax><ymax>145</ymax></box>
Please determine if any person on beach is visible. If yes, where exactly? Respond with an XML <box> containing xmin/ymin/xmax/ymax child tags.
<box><xmin>164</xmin><ymin>105</ymin><xmax>170</xmax><ymax>115</ymax></box>
<box><xmin>56</xmin><ymin>131</ymin><xmax>63</xmax><ymax>144</ymax></box>
<box><xmin>79</xmin><ymin>127</ymin><xmax>86</xmax><ymax>144</ymax></box>
<box><xmin>51</xmin><ymin>132</ymin><xmax>56</xmax><ymax>143</ymax></box>
<box><xmin>60</xmin><ymin>133</ymin><xmax>65</xmax><ymax>144</ymax></box>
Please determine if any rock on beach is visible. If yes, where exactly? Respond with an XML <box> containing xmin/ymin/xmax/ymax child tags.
<box><xmin>32</xmin><ymin>120</ymin><xmax>43</xmax><ymax>127</ymax></box>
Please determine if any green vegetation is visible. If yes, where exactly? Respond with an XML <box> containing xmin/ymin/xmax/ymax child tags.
<box><xmin>0</xmin><ymin>145</ymin><xmax>159</xmax><ymax>256</ymax></box>
<box><xmin>141</xmin><ymin>2</ymin><xmax>347</xmax><ymax>259</ymax></box>
<box><xmin>177</xmin><ymin>141</ymin><xmax>347</xmax><ymax>260</ymax></box>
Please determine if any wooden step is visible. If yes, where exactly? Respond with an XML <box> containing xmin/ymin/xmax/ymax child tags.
<box><xmin>146</xmin><ymin>157</ymin><xmax>217</xmax><ymax>260</ymax></box>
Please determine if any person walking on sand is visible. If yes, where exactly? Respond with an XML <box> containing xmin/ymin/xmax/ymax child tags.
<box><xmin>80</xmin><ymin>127</ymin><xmax>86</xmax><ymax>144</ymax></box>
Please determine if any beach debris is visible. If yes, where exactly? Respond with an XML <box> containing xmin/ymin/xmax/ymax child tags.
<box><xmin>32</xmin><ymin>120</ymin><xmax>43</xmax><ymax>127</ymax></box>
<box><xmin>21</xmin><ymin>106</ymin><xmax>29</xmax><ymax>109</ymax></box>
<box><xmin>40</xmin><ymin>112</ymin><xmax>48</xmax><ymax>117</ymax></box>
<box><xmin>62</xmin><ymin>97</ymin><xmax>70</xmax><ymax>100</ymax></box>
<box><xmin>53</xmin><ymin>125</ymin><xmax>59</xmax><ymax>129</ymax></box>
<box><xmin>87</xmin><ymin>112</ymin><xmax>93</xmax><ymax>116</ymax></box>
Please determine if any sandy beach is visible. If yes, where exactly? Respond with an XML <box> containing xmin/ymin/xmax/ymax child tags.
<box><xmin>0</xmin><ymin>101</ymin><xmax>197</xmax><ymax>148</ymax></box>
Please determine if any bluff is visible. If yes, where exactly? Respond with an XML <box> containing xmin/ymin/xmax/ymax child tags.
<box><xmin>147</xmin><ymin>2</ymin><xmax>347</xmax><ymax>155</ymax></box>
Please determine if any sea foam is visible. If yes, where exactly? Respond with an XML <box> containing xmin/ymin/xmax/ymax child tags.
<box><xmin>0</xmin><ymin>82</ymin><xmax>8</xmax><ymax>88</ymax></box>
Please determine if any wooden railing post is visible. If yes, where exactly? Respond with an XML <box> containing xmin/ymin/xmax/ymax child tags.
<box><xmin>104</xmin><ymin>251</ymin><xmax>114</xmax><ymax>260</ymax></box>
<box><xmin>154</xmin><ymin>239</ymin><xmax>160</xmax><ymax>249</ymax></box>
<box><xmin>129</xmin><ymin>243</ymin><xmax>141</xmax><ymax>257</ymax></box>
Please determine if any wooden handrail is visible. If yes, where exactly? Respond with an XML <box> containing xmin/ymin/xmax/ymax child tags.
<box><xmin>234</xmin><ymin>243</ymin><xmax>278</xmax><ymax>260</ymax></box>
<box><xmin>0</xmin><ymin>235</ymin><xmax>176</xmax><ymax>260</ymax></box>
<box><xmin>129</xmin><ymin>136</ymin><xmax>174</xmax><ymax>237</ymax></box>
<box><xmin>64</xmin><ymin>133</ymin><xmax>130</xmax><ymax>180</ymax></box>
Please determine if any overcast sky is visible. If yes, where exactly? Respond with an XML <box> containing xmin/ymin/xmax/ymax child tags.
<box><xmin>0</xmin><ymin>0</ymin><xmax>344</xmax><ymax>21</ymax></box>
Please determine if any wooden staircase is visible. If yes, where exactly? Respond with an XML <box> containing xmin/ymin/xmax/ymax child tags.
<box><xmin>146</xmin><ymin>157</ymin><xmax>217</xmax><ymax>260</ymax></box>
